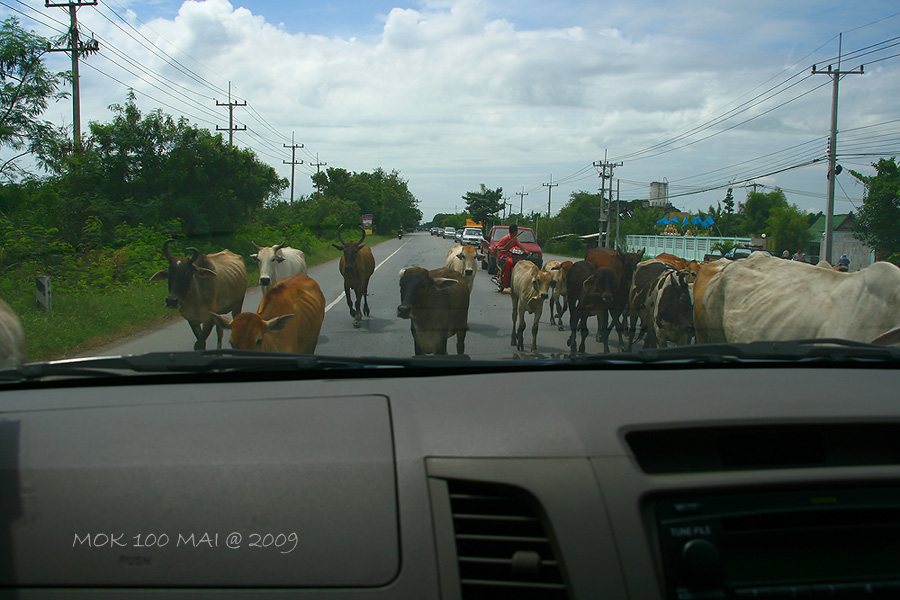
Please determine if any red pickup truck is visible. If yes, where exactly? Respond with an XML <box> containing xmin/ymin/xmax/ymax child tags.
<box><xmin>480</xmin><ymin>225</ymin><xmax>543</xmax><ymax>274</ymax></box>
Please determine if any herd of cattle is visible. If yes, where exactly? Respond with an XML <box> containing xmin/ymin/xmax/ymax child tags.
<box><xmin>2</xmin><ymin>228</ymin><xmax>900</xmax><ymax>367</ymax></box>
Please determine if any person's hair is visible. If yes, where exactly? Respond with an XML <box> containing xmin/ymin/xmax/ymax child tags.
<box><xmin>509</xmin><ymin>224</ymin><xmax>518</xmax><ymax>234</ymax></box>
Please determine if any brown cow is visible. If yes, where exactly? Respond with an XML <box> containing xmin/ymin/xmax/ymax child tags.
<box><xmin>584</xmin><ymin>247</ymin><xmax>643</xmax><ymax>352</ymax></box>
<box><xmin>654</xmin><ymin>252</ymin><xmax>700</xmax><ymax>282</ymax></box>
<box><xmin>333</xmin><ymin>224</ymin><xmax>376</xmax><ymax>328</ymax></box>
<box><xmin>510</xmin><ymin>260</ymin><xmax>554</xmax><ymax>353</ymax></box>
<box><xmin>210</xmin><ymin>273</ymin><xmax>325</xmax><ymax>354</ymax></box>
<box><xmin>397</xmin><ymin>267</ymin><xmax>469</xmax><ymax>356</ymax></box>
<box><xmin>543</xmin><ymin>260</ymin><xmax>573</xmax><ymax>330</ymax></box>
<box><xmin>150</xmin><ymin>240</ymin><xmax>247</xmax><ymax>350</ymax></box>
<box><xmin>566</xmin><ymin>260</ymin><xmax>620</xmax><ymax>354</ymax></box>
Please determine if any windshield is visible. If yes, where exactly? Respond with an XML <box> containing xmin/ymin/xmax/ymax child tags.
<box><xmin>0</xmin><ymin>2</ymin><xmax>898</xmax><ymax>372</ymax></box>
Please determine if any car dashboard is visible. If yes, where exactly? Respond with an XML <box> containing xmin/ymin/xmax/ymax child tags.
<box><xmin>0</xmin><ymin>365</ymin><xmax>898</xmax><ymax>599</ymax></box>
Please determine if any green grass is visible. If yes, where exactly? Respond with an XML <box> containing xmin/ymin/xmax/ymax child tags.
<box><xmin>19</xmin><ymin>234</ymin><xmax>392</xmax><ymax>362</ymax></box>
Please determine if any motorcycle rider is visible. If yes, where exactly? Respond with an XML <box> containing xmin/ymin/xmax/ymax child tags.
<box><xmin>494</xmin><ymin>224</ymin><xmax>523</xmax><ymax>291</ymax></box>
<box><xmin>398</xmin><ymin>227</ymin><xmax>403</xmax><ymax>239</ymax></box>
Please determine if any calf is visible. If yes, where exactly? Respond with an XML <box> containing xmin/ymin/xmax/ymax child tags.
<box><xmin>510</xmin><ymin>260</ymin><xmax>554</xmax><ymax>353</ymax></box>
<box><xmin>544</xmin><ymin>260</ymin><xmax>573</xmax><ymax>330</ymax></box>
<box><xmin>566</xmin><ymin>260</ymin><xmax>619</xmax><ymax>354</ymax></box>
<box><xmin>211</xmin><ymin>273</ymin><xmax>325</xmax><ymax>354</ymax></box>
<box><xmin>397</xmin><ymin>267</ymin><xmax>470</xmax><ymax>356</ymax></box>
<box><xmin>445</xmin><ymin>244</ymin><xmax>484</xmax><ymax>294</ymax></box>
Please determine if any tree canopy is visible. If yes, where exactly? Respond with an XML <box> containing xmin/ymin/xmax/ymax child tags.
<box><xmin>0</xmin><ymin>17</ymin><xmax>70</xmax><ymax>180</ymax></box>
<box><xmin>462</xmin><ymin>184</ymin><xmax>504</xmax><ymax>227</ymax></box>
<box><xmin>851</xmin><ymin>157</ymin><xmax>900</xmax><ymax>263</ymax></box>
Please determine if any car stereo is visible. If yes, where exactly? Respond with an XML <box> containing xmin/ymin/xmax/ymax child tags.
<box><xmin>656</xmin><ymin>487</ymin><xmax>900</xmax><ymax>599</ymax></box>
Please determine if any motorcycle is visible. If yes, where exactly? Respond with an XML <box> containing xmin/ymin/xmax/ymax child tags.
<box><xmin>398</xmin><ymin>229</ymin><xmax>403</xmax><ymax>239</ymax></box>
<box><xmin>491</xmin><ymin>246</ymin><xmax>525</xmax><ymax>291</ymax></box>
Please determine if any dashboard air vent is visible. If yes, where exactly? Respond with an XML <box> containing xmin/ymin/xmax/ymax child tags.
<box><xmin>447</xmin><ymin>479</ymin><xmax>569</xmax><ymax>600</ymax></box>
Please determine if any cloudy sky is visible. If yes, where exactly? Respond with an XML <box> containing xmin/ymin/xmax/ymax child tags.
<box><xmin>4</xmin><ymin>0</ymin><xmax>900</xmax><ymax>222</ymax></box>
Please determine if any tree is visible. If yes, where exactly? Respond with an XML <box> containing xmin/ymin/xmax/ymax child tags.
<box><xmin>851</xmin><ymin>157</ymin><xmax>900</xmax><ymax>263</ymax></box>
<box><xmin>766</xmin><ymin>203</ymin><xmax>812</xmax><ymax>255</ymax></box>
<box><xmin>0</xmin><ymin>18</ymin><xmax>70</xmax><ymax>180</ymax></box>
<box><xmin>462</xmin><ymin>184</ymin><xmax>503</xmax><ymax>227</ymax></box>
<box><xmin>740</xmin><ymin>188</ymin><xmax>788</xmax><ymax>235</ymax></box>
<box><xmin>311</xmin><ymin>166</ymin><xmax>420</xmax><ymax>234</ymax></box>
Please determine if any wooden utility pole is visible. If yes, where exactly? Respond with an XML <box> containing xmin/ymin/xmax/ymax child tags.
<box><xmin>812</xmin><ymin>34</ymin><xmax>863</xmax><ymax>263</ymax></box>
<box><xmin>283</xmin><ymin>132</ymin><xmax>304</xmax><ymax>203</ymax></box>
<box><xmin>310</xmin><ymin>153</ymin><xmax>327</xmax><ymax>195</ymax></box>
<box><xmin>45</xmin><ymin>0</ymin><xmax>98</xmax><ymax>151</ymax></box>
<box><xmin>515</xmin><ymin>187</ymin><xmax>528</xmax><ymax>216</ymax></box>
<box><xmin>216</xmin><ymin>81</ymin><xmax>247</xmax><ymax>145</ymax></box>
<box><xmin>542</xmin><ymin>175</ymin><xmax>558</xmax><ymax>219</ymax></box>
<box><xmin>593</xmin><ymin>158</ymin><xmax>622</xmax><ymax>248</ymax></box>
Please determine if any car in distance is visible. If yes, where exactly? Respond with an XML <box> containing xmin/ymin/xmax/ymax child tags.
<box><xmin>460</xmin><ymin>227</ymin><xmax>483</xmax><ymax>247</ymax></box>
<box><xmin>454</xmin><ymin>229</ymin><xmax>463</xmax><ymax>243</ymax></box>
<box><xmin>443</xmin><ymin>227</ymin><xmax>456</xmax><ymax>239</ymax></box>
<box><xmin>725</xmin><ymin>246</ymin><xmax>774</xmax><ymax>260</ymax></box>
<box><xmin>481</xmin><ymin>225</ymin><xmax>543</xmax><ymax>273</ymax></box>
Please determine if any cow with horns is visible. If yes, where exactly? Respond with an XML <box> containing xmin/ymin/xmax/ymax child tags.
<box><xmin>150</xmin><ymin>239</ymin><xmax>247</xmax><ymax>350</ymax></box>
<box><xmin>250</xmin><ymin>241</ymin><xmax>307</xmax><ymax>295</ymax></box>
<box><xmin>333</xmin><ymin>224</ymin><xmax>376</xmax><ymax>328</ymax></box>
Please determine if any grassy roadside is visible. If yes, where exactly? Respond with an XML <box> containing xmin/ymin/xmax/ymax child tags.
<box><xmin>19</xmin><ymin>235</ymin><xmax>390</xmax><ymax>362</ymax></box>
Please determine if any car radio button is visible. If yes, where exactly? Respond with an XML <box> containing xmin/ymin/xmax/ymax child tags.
<box><xmin>680</xmin><ymin>538</ymin><xmax>723</xmax><ymax>589</ymax></box>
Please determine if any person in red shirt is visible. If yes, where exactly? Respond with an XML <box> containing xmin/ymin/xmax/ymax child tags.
<box><xmin>495</xmin><ymin>224</ymin><xmax>522</xmax><ymax>291</ymax></box>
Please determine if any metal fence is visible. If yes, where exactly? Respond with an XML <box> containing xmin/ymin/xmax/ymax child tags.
<box><xmin>625</xmin><ymin>235</ymin><xmax>751</xmax><ymax>261</ymax></box>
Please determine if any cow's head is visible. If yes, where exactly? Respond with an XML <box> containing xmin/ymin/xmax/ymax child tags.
<box><xmin>149</xmin><ymin>240</ymin><xmax>215</xmax><ymax>309</ymax></box>
<box><xmin>533</xmin><ymin>269</ymin><xmax>554</xmax><ymax>300</ymax></box>
<box><xmin>333</xmin><ymin>225</ymin><xmax>366</xmax><ymax>274</ymax></box>
<box><xmin>397</xmin><ymin>267</ymin><xmax>458</xmax><ymax>319</ymax></box>
<box><xmin>549</xmin><ymin>261</ymin><xmax>573</xmax><ymax>293</ymax></box>
<box><xmin>210</xmin><ymin>311</ymin><xmax>294</xmax><ymax>350</ymax></box>
<box><xmin>655</xmin><ymin>272</ymin><xmax>694</xmax><ymax>340</ymax></box>
<box><xmin>455</xmin><ymin>246</ymin><xmax>482</xmax><ymax>276</ymax></box>
<box><xmin>251</xmin><ymin>241</ymin><xmax>287</xmax><ymax>289</ymax></box>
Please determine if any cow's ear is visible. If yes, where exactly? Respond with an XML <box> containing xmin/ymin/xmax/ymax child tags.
<box><xmin>195</xmin><ymin>267</ymin><xmax>217</xmax><ymax>278</ymax></box>
<box><xmin>265</xmin><ymin>314</ymin><xmax>295</xmax><ymax>332</ymax></box>
<box><xmin>477</xmin><ymin>254</ymin><xmax>485</xmax><ymax>261</ymax></box>
<box><xmin>149</xmin><ymin>270</ymin><xmax>168</xmax><ymax>282</ymax></box>
<box><xmin>250</xmin><ymin>253</ymin><xmax>258</xmax><ymax>261</ymax></box>
<box><xmin>209</xmin><ymin>312</ymin><xmax>233</xmax><ymax>329</ymax></box>
<box><xmin>551</xmin><ymin>265</ymin><xmax>562</xmax><ymax>270</ymax></box>
<box><xmin>399</xmin><ymin>268</ymin><xmax>407</xmax><ymax>279</ymax></box>
<box><xmin>433</xmin><ymin>277</ymin><xmax>459</xmax><ymax>290</ymax></box>
<box><xmin>332</xmin><ymin>244</ymin><xmax>343</xmax><ymax>251</ymax></box>
<box><xmin>457</xmin><ymin>253</ymin><xmax>466</xmax><ymax>261</ymax></box>
<box><xmin>275</xmin><ymin>253</ymin><xmax>286</xmax><ymax>262</ymax></box>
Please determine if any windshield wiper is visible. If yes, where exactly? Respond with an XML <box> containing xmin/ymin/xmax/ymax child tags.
<box><xmin>576</xmin><ymin>339</ymin><xmax>900</xmax><ymax>365</ymax></box>
<box><xmin>0</xmin><ymin>350</ymin><xmax>502</xmax><ymax>382</ymax></box>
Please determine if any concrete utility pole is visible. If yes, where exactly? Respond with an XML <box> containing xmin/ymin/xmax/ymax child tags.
<box><xmin>593</xmin><ymin>158</ymin><xmax>622</xmax><ymax>248</ymax></box>
<box><xmin>310</xmin><ymin>153</ymin><xmax>327</xmax><ymax>195</ymax></box>
<box><xmin>216</xmin><ymin>81</ymin><xmax>247</xmax><ymax>145</ymax></box>
<box><xmin>45</xmin><ymin>0</ymin><xmax>99</xmax><ymax>151</ymax></box>
<box><xmin>283</xmin><ymin>132</ymin><xmax>304</xmax><ymax>203</ymax></box>
<box><xmin>515</xmin><ymin>187</ymin><xmax>528</xmax><ymax>216</ymax></box>
<box><xmin>812</xmin><ymin>33</ymin><xmax>863</xmax><ymax>263</ymax></box>
<box><xmin>542</xmin><ymin>175</ymin><xmax>558</xmax><ymax>219</ymax></box>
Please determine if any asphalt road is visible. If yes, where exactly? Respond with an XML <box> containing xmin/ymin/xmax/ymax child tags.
<box><xmin>85</xmin><ymin>233</ymin><xmax>613</xmax><ymax>360</ymax></box>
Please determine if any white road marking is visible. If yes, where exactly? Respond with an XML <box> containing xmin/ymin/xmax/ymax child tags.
<box><xmin>324</xmin><ymin>240</ymin><xmax>409</xmax><ymax>313</ymax></box>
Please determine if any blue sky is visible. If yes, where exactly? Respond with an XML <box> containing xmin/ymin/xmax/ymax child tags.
<box><xmin>4</xmin><ymin>0</ymin><xmax>900</xmax><ymax>222</ymax></box>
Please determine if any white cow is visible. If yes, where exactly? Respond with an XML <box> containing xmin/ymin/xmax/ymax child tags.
<box><xmin>510</xmin><ymin>260</ymin><xmax>554</xmax><ymax>353</ymax></box>
<box><xmin>251</xmin><ymin>241</ymin><xmax>308</xmax><ymax>295</ymax></box>
<box><xmin>445</xmin><ymin>244</ymin><xmax>485</xmax><ymax>294</ymax></box>
<box><xmin>0</xmin><ymin>299</ymin><xmax>27</xmax><ymax>368</ymax></box>
<box><xmin>694</xmin><ymin>253</ymin><xmax>900</xmax><ymax>344</ymax></box>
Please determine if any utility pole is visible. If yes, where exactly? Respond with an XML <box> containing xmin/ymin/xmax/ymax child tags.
<box><xmin>216</xmin><ymin>81</ymin><xmax>247</xmax><ymax>146</ymax></box>
<box><xmin>593</xmin><ymin>158</ymin><xmax>622</xmax><ymax>248</ymax></box>
<box><xmin>542</xmin><ymin>175</ymin><xmax>558</xmax><ymax>219</ymax></box>
<box><xmin>515</xmin><ymin>187</ymin><xmax>528</xmax><ymax>216</ymax></box>
<box><xmin>812</xmin><ymin>33</ymin><xmax>863</xmax><ymax>263</ymax></box>
<box><xmin>615</xmin><ymin>179</ymin><xmax>621</xmax><ymax>250</ymax></box>
<box><xmin>310</xmin><ymin>153</ymin><xmax>327</xmax><ymax>195</ymax></box>
<box><xmin>45</xmin><ymin>0</ymin><xmax>99</xmax><ymax>151</ymax></box>
<box><xmin>283</xmin><ymin>132</ymin><xmax>304</xmax><ymax>203</ymax></box>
